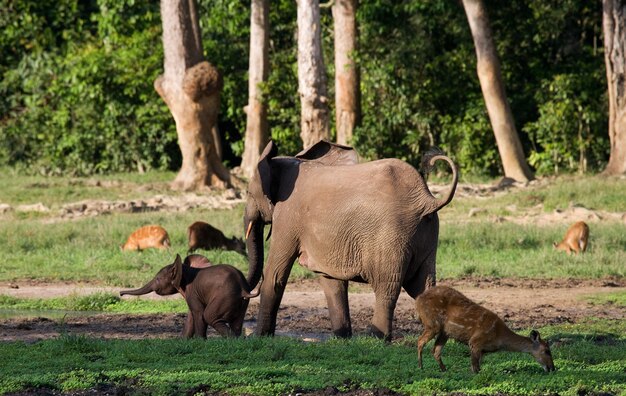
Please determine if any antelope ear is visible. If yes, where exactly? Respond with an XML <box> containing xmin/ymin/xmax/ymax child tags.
<box><xmin>530</xmin><ymin>330</ymin><xmax>540</xmax><ymax>342</ymax></box>
<box><xmin>295</xmin><ymin>140</ymin><xmax>359</xmax><ymax>165</ymax></box>
<box><xmin>171</xmin><ymin>254</ymin><xmax>183</xmax><ymax>288</ymax></box>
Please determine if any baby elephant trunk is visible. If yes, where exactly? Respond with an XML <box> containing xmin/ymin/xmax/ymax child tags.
<box><xmin>119</xmin><ymin>281</ymin><xmax>154</xmax><ymax>296</ymax></box>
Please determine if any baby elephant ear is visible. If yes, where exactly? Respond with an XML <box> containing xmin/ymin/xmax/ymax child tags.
<box><xmin>530</xmin><ymin>330</ymin><xmax>540</xmax><ymax>342</ymax></box>
<box><xmin>295</xmin><ymin>140</ymin><xmax>359</xmax><ymax>165</ymax></box>
<box><xmin>171</xmin><ymin>254</ymin><xmax>184</xmax><ymax>288</ymax></box>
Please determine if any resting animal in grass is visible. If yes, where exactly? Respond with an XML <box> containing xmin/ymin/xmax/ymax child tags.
<box><xmin>415</xmin><ymin>286</ymin><xmax>555</xmax><ymax>373</ymax></box>
<box><xmin>121</xmin><ymin>225</ymin><xmax>170</xmax><ymax>251</ymax></box>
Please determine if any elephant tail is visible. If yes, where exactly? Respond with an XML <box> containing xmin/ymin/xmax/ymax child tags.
<box><xmin>421</xmin><ymin>148</ymin><xmax>458</xmax><ymax>215</ymax></box>
<box><xmin>242</xmin><ymin>275</ymin><xmax>262</xmax><ymax>299</ymax></box>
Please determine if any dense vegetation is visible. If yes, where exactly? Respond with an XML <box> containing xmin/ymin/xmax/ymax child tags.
<box><xmin>0</xmin><ymin>0</ymin><xmax>608</xmax><ymax>176</ymax></box>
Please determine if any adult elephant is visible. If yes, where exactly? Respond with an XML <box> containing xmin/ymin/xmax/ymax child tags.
<box><xmin>244</xmin><ymin>140</ymin><xmax>458</xmax><ymax>339</ymax></box>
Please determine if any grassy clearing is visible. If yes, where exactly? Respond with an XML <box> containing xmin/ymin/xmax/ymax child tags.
<box><xmin>437</xmin><ymin>221</ymin><xmax>626</xmax><ymax>279</ymax></box>
<box><xmin>583</xmin><ymin>291</ymin><xmax>626</xmax><ymax>307</ymax></box>
<box><xmin>0</xmin><ymin>293</ymin><xmax>187</xmax><ymax>314</ymax></box>
<box><xmin>0</xmin><ymin>208</ymin><xmax>622</xmax><ymax>285</ymax></box>
<box><xmin>0</xmin><ymin>168</ymin><xmax>179</xmax><ymax>207</ymax></box>
<box><xmin>0</xmin><ymin>320</ymin><xmax>623</xmax><ymax>395</ymax></box>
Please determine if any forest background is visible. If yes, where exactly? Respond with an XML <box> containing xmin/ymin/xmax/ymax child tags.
<box><xmin>0</xmin><ymin>0</ymin><xmax>608</xmax><ymax>178</ymax></box>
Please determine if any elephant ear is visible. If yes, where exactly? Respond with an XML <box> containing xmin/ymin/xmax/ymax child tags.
<box><xmin>170</xmin><ymin>254</ymin><xmax>184</xmax><ymax>289</ymax></box>
<box><xmin>258</xmin><ymin>140</ymin><xmax>278</xmax><ymax>196</ymax></box>
<box><xmin>295</xmin><ymin>140</ymin><xmax>359</xmax><ymax>165</ymax></box>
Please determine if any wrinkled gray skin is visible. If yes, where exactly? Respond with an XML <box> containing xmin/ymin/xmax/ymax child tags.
<box><xmin>120</xmin><ymin>254</ymin><xmax>257</xmax><ymax>337</ymax></box>
<box><xmin>187</xmin><ymin>221</ymin><xmax>246</xmax><ymax>256</ymax></box>
<box><xmin>244</xmin><ymin>140</ymin><xmax>458</xmax><ymax>340</ymax></box>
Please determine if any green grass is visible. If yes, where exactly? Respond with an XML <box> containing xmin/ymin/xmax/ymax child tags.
<box><xmin>0</xmin><ymin>168</ymin><xmax>179</xmax><ymax>207</ymax></box>
<box><xmin>0</xmin><ymin>320</ymin><xmax>623</xmax><ymax>395</ymax></box>
<box><xmin>584</xmin><ymin>291</ymin><xmax>626</xmax><ymax>307</ymax></box>
<box><xmin>0</xmin><ymin>172</ymin><xmax>624</xmax><ymax>285</ymax></box>
<box><xmin>437</xmin><ymin>221</ymin><xmax>626</xmax><ymax>279</ymax></box>
<box><xmin>0</xmin><ymin>293</ymin><xmax>187</xmax><ymax>314</ymax></box>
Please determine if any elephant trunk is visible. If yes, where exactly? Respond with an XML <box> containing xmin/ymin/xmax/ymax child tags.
<box><xmin>245</xmin><ymin>218</ymin><xmax>265</xmax><ymax>289</ymax></box>
<box><xmin>119</xmin><ymin>281</ymin><xmax>154</xmax><ymax>296</ymax></box>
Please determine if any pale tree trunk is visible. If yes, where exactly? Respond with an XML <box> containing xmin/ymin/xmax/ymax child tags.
<box><xmin>461</xmin><ymin>0</ymin><xmax>534</xmax><ymax>182</ymax></box>
<box><xmin>333</xmin><ymin>0</ymin><xmax>360</xmax><ymax>146</ymax></box>
<box><xmin>602</xmin><ymin>0</ymin><xmax>626</xmax><ymax>175</ymax></box>
<box><xmin>298</xmin><ymin>0</ymin><xmax>330</xmax><ymax>149</ymax></box>
<box><xmin>155</xmin><ymin>0</ymin><xmax>231</xmax><ymax>190</ymax></box>
<box><xmin>241</xmin><ymin>0</ymin><xmax>270</xmax><ymax>179</ymax></box>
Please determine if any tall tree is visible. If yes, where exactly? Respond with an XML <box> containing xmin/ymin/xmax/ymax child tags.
<box><xmin>461</xmin><ymin>0</ymin><xmax>534</xmax><ymax>182</ymax></box>
<box><xmin>602</xmin><ymin>0</ymin><xmax>626</xmax><ymax>175</ymax></box>
<box><xmin>241</xmin><ymin>0</ymin><xmax>270</xmax><ymax>179</ymax></box>
<box><xmin>154</xmin><ymin>0</ymin><xmax>231</xmax><ymax>190</ymax></box>
<box><xmin>298</xmin><ymin>0</ymin><xmax>330</xmax><ymax>148</ymax></box>
<box><xmin>333</xmin><ymin>0</ymin><xmax>360</xmax><ymax>146</ymax></box>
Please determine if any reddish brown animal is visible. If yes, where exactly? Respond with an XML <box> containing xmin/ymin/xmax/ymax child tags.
<box><xmin>122</xmin><ymin>225</ymin><xmax>171</xmax><ymax>251</ymax></box>
<box><xmin>187</xmin><ymin>221</ymin><xmax>246</xmax><ymax>256</ymax></box>
<box><xmin>416</xmin><ymin>286</ymin><xmax>555</xmax><ymax>373</ymax></box>
<box><xmin>553</xmin><ymin>221</ymin><xmax>589</xmax><ymax>254</ymax></box>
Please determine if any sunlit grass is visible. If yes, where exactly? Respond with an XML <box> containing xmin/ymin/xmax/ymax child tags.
<box><xmin>0</xmin><ymin>320</ymin><xmax>623</xmax><ymax>395</ymax></box>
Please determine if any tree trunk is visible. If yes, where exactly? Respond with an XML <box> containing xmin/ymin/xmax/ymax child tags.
<box><xmin>333</xmin><ymin>0</ymin><xmax>360</xmax><ymax>146</ymax></box>
<box><xmin>155</xmin><ymin>0</ymin><xmax>231</xmax><ymax>190</ymax></box>
<box><xmin>602</xmin><ymin>0</ymin><xmax>626</xmax><ymax>175</ymax></box>
<box><xmin>241</xmin><ymin>0</ymin><xmax>270</xmax><ymax>180</ymax></box>
<box><xmin>461</xmin><ymin>0</ymin><xmax>534</xmax><ymax>182</ymax></box>
<box><xmin>297</xmin><ymin>0</ymin><xmax>330</xmax><ymax>149</ymax></box>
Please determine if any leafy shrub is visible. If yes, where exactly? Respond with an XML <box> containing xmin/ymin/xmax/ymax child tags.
<box><xmin>524</xmin><ymin>72</ymin><xmax>608</xmax><ymax>174</ymax></box>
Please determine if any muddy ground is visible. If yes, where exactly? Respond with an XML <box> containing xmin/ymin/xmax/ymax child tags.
<box><xmin>1</xmin><ymin>277</ymin><xmax>624</xmax><ymax>343</ymax></box>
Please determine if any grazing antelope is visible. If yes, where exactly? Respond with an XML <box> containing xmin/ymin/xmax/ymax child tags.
<box><xmin>415</xmin><ymin>286</ymin><xmax>555</xmax><ymax>373</ymax></box>
<box><xmin>187</xmin><ymin>221</ymin><xmax>246</xmax><ymax>256</ymax></box>
<box><xmin>553</xmin><ymin>221</ymin><xmax>589</xmax><ymax>254</ymax></box>
<box><xmin>121</xmin><ymin>225</ymin><xmax>171</xmax><ymax>251</ymax></box>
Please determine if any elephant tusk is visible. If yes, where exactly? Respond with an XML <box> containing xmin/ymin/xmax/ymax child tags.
<box><xmin>245</xmin><ymin>221</ymin><xmax>254</xmax><ymax>239</ymax></box>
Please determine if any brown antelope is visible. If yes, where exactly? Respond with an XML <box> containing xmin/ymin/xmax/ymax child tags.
<box><xmin>187</xmin><ymin>221</ymin><xmax>246</xmax><ymax>256</ymax></box>
<box><xmin>553</xmin><ymin>221</ymin><xmax>589</xmax><ymax>254</ymax></box>
<box><xmin>121</xmin><ymin>225</ymin><xmax>171</xmax><ymax>251</ymax></box>
<box><xmin>415</xmin><ymin>286</ymin><xmax>555</xmax><ymax>373</ymax></box>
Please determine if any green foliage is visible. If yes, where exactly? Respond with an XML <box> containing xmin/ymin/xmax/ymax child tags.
<box><xmin>524</xmin><ymin>72</ymin><xmax>607</xmax><ymax>175</ymax></box>
<box><xmin>0</xmin><ymin>0</ymin><xmax>612</xmax><ymax>176</ymax></box>
<box><xmin>0</xmin><ymin>321</ymin><xmax>624</xmax><ymax>395</ymax></box>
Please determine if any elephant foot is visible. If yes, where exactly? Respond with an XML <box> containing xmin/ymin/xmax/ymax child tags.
<box><xmin>332</xmin><ymin>328</ymin><xmax>352</xmax><ymax>339</ymax></box>
<box><xmin>367</xmin><ymin>325</ymin><xmax>391</xmax><ymax>342</ymax></box>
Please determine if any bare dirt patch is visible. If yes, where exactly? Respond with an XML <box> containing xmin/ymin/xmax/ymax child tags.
<box><xmin>0</xmin><ymin>277</ymin><xmax>623</xmax><ymax>343</ymax></box>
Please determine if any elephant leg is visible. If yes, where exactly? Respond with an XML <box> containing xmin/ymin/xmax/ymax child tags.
<box><xmin>370</xmin><ymin>275</ymin><xmax>402</xmax><ymax>341</ymax></box>
<box><xmin>256</xmin><ymin>248</ymin><xmax>298</xmax><ymax>336</ymax></box>
<box><xmin>230</xmin><ymin>300</ymin><xmax>249</xmax><ymax>337</ymax></box>
<box><xmin>210</xmin><ymin>319</ymin><xmax>235</xmax><ymax>337</ymax></box>
<box><xmin>319</xmin><ymin>276</ymin><xmax>352</xmax><ymax>338</ymax></box>
<box><xmin>403</xmin><ymin>247</ymin><xmax>437</xmax><ymax>299</ymax></box>
<box><xmin>181</xmin><ymin>312</ymin><xmax>194</xmax><ymax>338</ymax></box>
<box><xmin>192</xmin><ymin>310</ymin><xmax>208</xmax><ymax>338</ymax></box>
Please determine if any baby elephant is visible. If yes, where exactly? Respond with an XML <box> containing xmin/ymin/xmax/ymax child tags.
<box><xmin>120</xmin><ymin>254</ymin><xmax>257</xmax><ymax>337</ymax></box>
<box><xmin>187</xmin><ymin>221</ymin><xmax>246</xmax><ymax>256</ymax></box>
<box><xmin>416</xmin><ymin>286</ymin><xmax>555</xmax><ymax>373</ymax></box>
